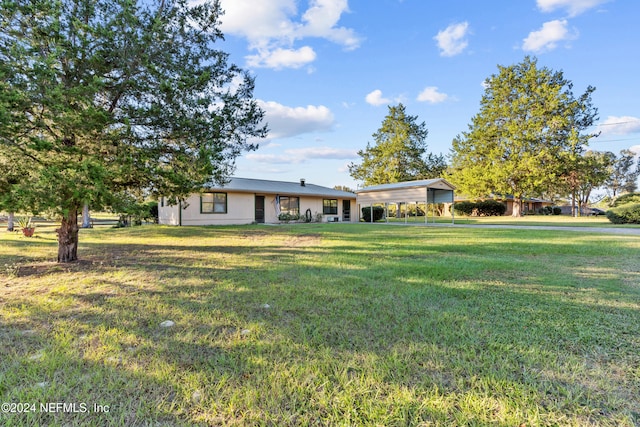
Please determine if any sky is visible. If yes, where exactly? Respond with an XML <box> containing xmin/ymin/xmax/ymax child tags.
<box><xmin>216</xmin><ymin>0</ymin><xmax>640</xmax><ymax>189</ymax></box>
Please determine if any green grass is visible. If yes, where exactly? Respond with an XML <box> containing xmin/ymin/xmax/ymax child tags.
<box><xmin>1</xmin><ymin>224</ymin><xmax>639</xmax><ymax>426</ymax></box>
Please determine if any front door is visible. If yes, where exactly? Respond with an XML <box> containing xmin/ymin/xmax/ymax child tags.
<box><xmin>342</xmin><ymin>200</ymin><xmax>351</xmax><ymax>222</ymax></box>
<box><xmin>255</xmin><ymin>196</ymin><xmax>265</xmax><ymax>223</ymax></box>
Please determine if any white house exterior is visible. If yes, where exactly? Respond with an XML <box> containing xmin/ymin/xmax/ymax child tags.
<box><xmin>158</xmin><ymin>177</ymin><xmax>357</xmax><ymax>226</ymax></box>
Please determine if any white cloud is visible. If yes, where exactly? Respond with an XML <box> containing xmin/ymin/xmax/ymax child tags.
<box><xmin>434</xmin><ymin>22</ymin><xmax>470</xmax><ymax>57</ymax></box>
<box><xmin>522</xmin><ymin>20</ymin><xmax>576</xmax><ymax>52</ymax></box>
<box><xmin>247</xmin><ymin>146</ymin><xmax>357</xmax><ymax>164</ymax></box>
<box><xmin>536</xmin><ymin>0</ymin><xmax>610</xmax><ymax>17</ymax></box>
<box><xmin>365</xmin><ymin>89</ymin><xmax>391</xmax><ymax>106</ymax></box>
<box><xmin>598</xmin><ymin>116</ymin><xmax>640</xmax><ymax>136</ymax></box>
<box><xmin>299</xmin><ymin>0</ymin><xmax>361</xmax><ymax>50</ymax></box>
<box><xmin>417</xmin><ymin>86</ymin><xmax>449</xmax><ymax>104</ymax></box>
<box><xmin>288</xmin><ymin>146</ymin><xmax>358</xmax><ymax>160</ymax></box>
<box><xmin>219</xmin><ymin>0</ymin><xmax>362</xmax><ymax>69</ymax></box>
<box><xmin>246</xmin><ymin>46</ymin><xmax>317</xmax><ymax>69</ymax></box>
<box><xmin>258</xmin><ymin>100</ymin><xmax>334</xmax><ymax>139</ymax></box>
<box><xmin>218</xmin><ymin>0</ymin><xmax>297</xmax><ymax>45</ymax></box>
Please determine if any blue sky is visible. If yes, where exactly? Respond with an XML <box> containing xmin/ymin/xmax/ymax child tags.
<box><xmin>217</xmin><ymin>0</ymin><xmax>640</xmax><ymax>189</ymax></box>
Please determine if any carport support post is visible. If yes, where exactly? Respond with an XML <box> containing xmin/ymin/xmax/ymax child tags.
<box><xmin>404</xmin><ymin>202</ymin><xmax>407</xmax><ymax>224</ymax></box>
<box><xmin>451</xmin><ymin>192</ymin><xmax>455</xmax><ymax>224</ymax></box>
<box><xmin>425</xmin><ymin>190</ymin><xmax>429</xmax><ymax>224</ymax></box>
<box><xmin>370</xmin><ymin>203</ymin><xmax>373</xmax><ymax>223</ymax></box>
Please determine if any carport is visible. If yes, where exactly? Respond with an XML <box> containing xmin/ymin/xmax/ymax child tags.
<box><xmin>355</xmin><ymin>178</ymin><xmax>456</xmax><ymax>224</ymax></box>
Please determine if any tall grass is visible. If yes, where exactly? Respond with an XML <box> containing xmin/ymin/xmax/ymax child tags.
<box><xmin>1</xmin><ymin>224</ymin><xmax>639</xmax><ymax>426</ymax></box>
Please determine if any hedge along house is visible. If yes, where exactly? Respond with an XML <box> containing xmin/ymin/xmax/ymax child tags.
<box><xmin>355</xmin><ymin>178</ymin><xmax>457</xmax><ymax>224</ymax></box>
<box><xmin>158</xmin><ymin>177</ymin><xmax>357</xmax><ymax>226</ymax></box>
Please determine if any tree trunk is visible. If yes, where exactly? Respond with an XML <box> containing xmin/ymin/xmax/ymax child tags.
<box><xmin>511</xmin><ymin>199</ymin><xmax>522</xmax><ymax>217</ymax></box>
<box><xmin>7</xmin><ymin>212</ymin><xmax>15</xmax><ymax>231</ymax></box>
<box><xmin>81</xmin><ymin>204</ymin><xmax>91</xmax><ymax>228</ymax></box>
<box><xmin>56</xmin><ymin>209</ymin><xmax>79</xmax><ymax>263</ymax></box>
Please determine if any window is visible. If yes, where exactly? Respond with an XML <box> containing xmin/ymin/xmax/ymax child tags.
<box><xmin>279</xmin><ymin>196</ymin><xmax>299</xmax><ymax>216</ymax></box>
<box><xmin>201</xmin><ymin>192</ymin><xmax>227</xmax><ymax>214</ymax></box>
<box><xmin>323</xmin><ymin>199</ymin><xmax>338</xmax><ymax>215</ymax></box>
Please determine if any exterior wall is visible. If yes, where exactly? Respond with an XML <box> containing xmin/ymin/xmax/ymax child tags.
<box><xmin>158</xmin><ymin>198</ymin><xmax>180</xmax><ymax>225</ymax></box>
<box><xmin>506</xmin><ymin>199</ymin><xmax>553</xmax><ymax>215</ymax></box>
<box><xmin>261</xmin><ymin>195</ymin><xmax>355</xmax><ymax>223</ymax></box>
<box><xmin>158</xmin><ymin>192</ymin><xmax>357</xmax><ymax>225</ymax></box>
<box><xmin>182</xmin><ymin>192</ymin><xmax>255</xmax><ymax>225</ymax></box>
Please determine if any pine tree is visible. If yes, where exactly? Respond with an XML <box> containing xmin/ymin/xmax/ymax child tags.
<box><xmin>348</xmin><ymin>103</ymin><xmax>446</xmax><ymax>186</ymax></box>
<box><xmin>0</xmin><ymin>0</ymin><xmax>267</xmax><ymax>262</ymax></box>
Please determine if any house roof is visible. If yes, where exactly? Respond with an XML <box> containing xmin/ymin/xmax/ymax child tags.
<box><xmin>204</xmin><ymin>177</ymin><xmax>356</xmax><ymax>198</ymax></box>
<box><xmin>356</xmin><ymin>178</ymin><xmax>456</xmax><ymax>193</ymax></box>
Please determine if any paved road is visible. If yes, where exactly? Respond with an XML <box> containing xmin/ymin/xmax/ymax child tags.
<box><xmin>377</xmin><ymin>222</ymin><xmax>640</xmax><ymax>236</ymax></box>
<box><xmin>449</xmin><ymin>223</ymin><xmax>640</xmax><ymax>235</ymax></box>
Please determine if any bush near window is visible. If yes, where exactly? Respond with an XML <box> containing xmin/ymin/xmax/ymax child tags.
<box><xmin>605</xmin><ymin>203</ymin><xmax>640</xmax><ymax>224</ymax></box>
<box><xmin>536</xmin><ymin>206</ymin><xmax>561</xmax><ymax>215</ymax></box>
<box><xmin>361</xmin><ymin>206</ymin><xmax>385</xmax><ymax>222</ymax></box>
<box><xmin>538</xmin><ymin>206</ymin><xmax>553</xmax><ymax>215</ymax></box>
<box><xmin>278</xmin><ymin>213</ymin><xmax>300</xmax><ymax>223</ymax></box>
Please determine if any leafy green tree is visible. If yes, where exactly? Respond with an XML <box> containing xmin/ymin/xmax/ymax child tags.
<box><xmin>450</xmin><ymin>56</ymin><xmax>598</xmax><ymax>216</ymax></box>
<box><xmin>604</xmin><ymin>149</ymin><xmax>640</xmax><ymax>203</ymax></box>
<box><xmin>0</xmin><ymin>144</ymin><xmax>33</xmax><ymax>231</ymax></box>
<box><xmin>561</xmin><ymin>150</ymin><xmax>613</xmax><ymax>216</ymax></box>
<box><xmin>333</xmin><ymin>185</ymin><xmax>355</xmax><ymax>193</ymax></box>
<box><xmin>0</xmin><ymin>0</ymin><xmax>266</xmax><ymax>262</ymax></box>
<box><xmin>348</xmin><ymin>103</ymin><xmax>446</xmax><ymax>186</ymax></box>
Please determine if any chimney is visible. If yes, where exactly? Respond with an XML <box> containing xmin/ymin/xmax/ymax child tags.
<box><xmin>300</xmin><ymin>178</ymin><xmax>306</xmax><ymax>187</ymax></box>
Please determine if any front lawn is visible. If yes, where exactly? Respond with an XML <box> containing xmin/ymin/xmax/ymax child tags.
<box><xmin>1</xmin><ymin>224</ymin><xmax>639</xmax><ymax>426</ymax></box>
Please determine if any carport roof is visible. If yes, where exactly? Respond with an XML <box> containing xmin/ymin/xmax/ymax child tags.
<box><xmin>356</xmin><ymin>178</ymin><xmax>456</xmax><ymax>193</ymax></box>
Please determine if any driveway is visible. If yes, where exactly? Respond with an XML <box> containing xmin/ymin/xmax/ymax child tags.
<box><xmin>375</xmin><ymin>221</ymin><xmax>640</xmax><ymax>236</ymax></box>
<box><xmin>438</xmin><ymin>223</ymin><xmax>640</xmax><ymax>236</ymax></box>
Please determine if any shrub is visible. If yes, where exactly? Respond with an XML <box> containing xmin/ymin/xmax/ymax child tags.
<box><xmin>606</xmin><ymin>203</ymin><xmax>640</xmax><ymax>224</ymax></box>
<box><xmin>476</xmin><ymin>200</ymin><xmax>506</xmax><ymax>216</ymax></box>
<box><xmin>361</xmin><ymin>206</ymin><xmax>385</xmax><ymax>222</ymax></box>
<box><xmin>452</xmin><ymin>201</ymin><xmax>475</xmax><ymax>216</ymax></box>
<box><xmin>453</xmin><ymin>200</ymin><xmax>506</xmax><ymax>216</ymax></box>
<box><xmin>278</xmin><ymin>213</ymin><xmax>300</xmax><ymax>223</ymax></box>
<box><xmin>552</xmin><ymin>207</ymin><xmax>562</xmax><ymax>215</ymax></box>
<box><xmin>612</xmin><ymin>193</ymin><xmax>640</xmax><ymax>207</ymax></box>
<box><xmin>538</xmin><ymin>206</ymin><xmax>554</xmax><ymax>215</ymax></box>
